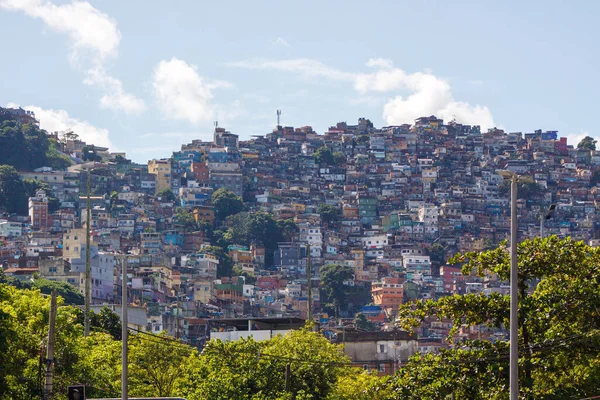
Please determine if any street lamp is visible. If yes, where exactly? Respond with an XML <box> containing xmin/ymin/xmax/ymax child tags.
<box><xmin>497</xmin><ymin>169</ymin><xmax>519</xmax><ymax>400</ymax></box>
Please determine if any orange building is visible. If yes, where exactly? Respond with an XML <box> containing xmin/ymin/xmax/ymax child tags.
<box><xmin>193</xmin><ymin>206</ymin><xmax>215</xmax><ymax>226</ymax></box>
<box><xmin>229</xmin><ymin>248</ymin><xmax>253</xmax><ymax>264</ymax></box>
<box><xmin>28</xmin><ymin>190</ymin><xmax>49</xmax><ymax>231</ymax></box>
<box><xmin>343</xmin><ymin>205</ymin><xmax>359</xmax><ymax>219</ymax></box>
<box><xmin>371</xmin><ymin>277</ymin><xmax>404</xmax><ymax>314</ymax></box>
<box><xmin>190</xmin><ymin>161</ymin><xmax>209</xmax><ymax>184</ymax></box>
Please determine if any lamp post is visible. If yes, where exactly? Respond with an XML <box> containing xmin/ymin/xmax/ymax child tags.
<box><xmin>497</xmin><ymin>170</ymin><xmax>519</xmax><ymax>400</ymax></box>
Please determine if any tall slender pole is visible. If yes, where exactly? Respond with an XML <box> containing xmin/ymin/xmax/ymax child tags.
<box><xmin>84</xmin><ymin>170</ymin><xmax>91</xmax><ymax>336</ymax></box>
<box><xmin>176</xmin><ymin>293</ymin><xmax>180</xmax><ymax>340</ymax></box>
<box><xmin>307</xmin><ymin>243</ymin><xmax>312</xmax><ymax>324</ymax></box>
<box><xmin>121</xmin><ymin>257</ymin><xmax>128</xmax><ymax>400</ymax></box>
<box><xmin>44</xmin><ymin>290</ymin><xmax>57</xmax><ymax>400</ymax></box>
<box><xmin>540</xmin><ymin>213</ymin><xmax>544</xmax><ymax>239</ymax></box>
<box><xmin>510</xmin><ymin>175</ymin><xmax>519</xmax><ymax>400</ymax></box>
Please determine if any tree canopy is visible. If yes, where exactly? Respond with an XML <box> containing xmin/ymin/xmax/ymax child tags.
<box><xmin>313</xmin><ymin>146</ymin><xmax>335</xmax><ymax>165</ymax></box>
<box><xmin>217</xmin><ymin>212</ymin><xmax>292</xmax><ymax>268</ymax></box>
<box><xmin>394</xmin><ymin>236</ymin><xmax>600</xmax><ymax>398</ymax></box>
<box><xmin>0</xmin><ymin>115</ymin><xmax>72</xmax><ymax>171</ymax></box>
<box><xmin>0</xmin><ymin>165</ymin><xmax>27</xmax><ymax>214</ymax></box>
<box><xmin>320</xmin><ymin>264</ymin><xmax>354</xmax><ymax>316</ymax></box>
<box><xmin>157</xmin><ymin>188</ymin><xmax>177</xmax><ymax>203</ymax></box>
<box><xmin>353</xmin><ymin>313</ymin><xmax>377</xmax><ymax>331</ymax></box>
<box><xmin>317</xmin><ymin>204</ymin><xmax>342</xmax><ymax>225</ymax></box>
<box><xmin>174</xmin><ymin>208</ymin><xmax>199</xmax><ymax>232</ymax></box>
<box><xmin>577</xmin><ymin>135</ymin><xmax>597</xmax><ymax>151</ymax></box>
<box><xmin>202</xmin><ymin>245</ymin><xmax>234</xmax><ymax>278</ymax></box>
<box><xmin>0</xmin><ymin>282</ymin><xmax>363</xmax><ymax>400</ymax></box>
<box><xmin>498</xmin><ymin>175</ymin><xmax>545</xmax><ymax>202</ymax></box>
<box><xmin>211</xmin><ymin>187</ymin><xmax>244</xmax><ymax>220</ymax></box>
<box><xmin>0</xmin><ymin>165</ymin><xmax>61</xmax><ymax>215</ymax></box>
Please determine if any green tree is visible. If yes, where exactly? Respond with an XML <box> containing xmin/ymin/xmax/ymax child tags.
<box><xmin>265</xmin><ymin>328</ymin><xmax>350</xmax><ymax>398</ymax></box>
<box><xmin>74</xmin><ymin>307</ymin><xmax>122</xmax><ymax>340</ymax></box>
<box><xmin>211</xmin><ymin>187</ymin><xmax>244</xmax><ymax>220</ymax></box>
<box><xmin>45</xmin><ymin>139</ymin><xmax>73</xmax><ymax>170</ymax></box>
<box><xmin>0</xmin><ymin>165</ymin><xmax>26</xmax><ymax>214</ymax></box>
<box><xmin>591</xmin><ymin>169</ymin><xmax>600</xmax><ymax>186</ymax></box>
<box><xmin>157</xmin><ymin>188</ymin><xmax>177</xmax><ymax>203</ymax></box>
<box><xmin>32</xmin><ymin>278</ymin><xmax>84</xmax><ymax>305</ymax></box>
<box><xmin>329</xmin><ymin>372</ymin><xmax>394</xmax><ymax>400</ymax></box>
<box><xmin>578</xmin><ymin>135</ymin><xmax>597</xmax><ymax>151</ymax></box>
<box><xmin>355</xmin><ymin>135</ymin><xmax>369</xmax><ymax>145</ymax></box>
<box><xmin>428</xmin><ymin>242</ymin><xmax>446</xmax><ymax>267</ymax></box>
<box><xmin>72</xmin><ymin>332</ymin><xmax>121</xmax><ymax>398</ymax></box>
<box><xmin>232</xmin><ymin>265</ymin><xmax>256</xmax><ymax>284</ymax></box>
<box><xmin>203</xmin><ymin>245</ymin><xmax>234</xmax><ymax>278</ymax></box>
<box><xmin>353</xmin><ymin>313</ymin><xmax>377</xmax><ymax>331</ymax></box>
<box><xmin>0</xmin><ymin>116</ymin><xmax>72</xmax><ymax>171</ymax></box>
<box><xmin>22</xmin><ymin>179</ymin><xmax>60</xmax><ymax>213</ymax></box>
<box><xmin>320</xmin><ymin>264</ymin><xmax>354</xmax><ymax>316</ymax></box>
<box><xmin>0</xmin><ymin>285</ymin><xmax>83</xmax><ymax>399</ymax></box>
<box><xmin>276</xmin><ymin>218</ymin><xmax>298</xmax><ymax>241</ymax></box>
<box><xmin>498</xmin><ymin>175</ymin><xmax>545</xmax><ymax>201</ymax></box>
<box><xmin>317</xmin><ymin>204</ymin><xmax>342</xmax><ymax>225</ymax></box>
<box><xmin>112</xmin><ymin>154</ymin><xmax>131</xmax><ymax>164</ymax></box>
<box><xmin>178</xmin><ymin>328</ymin><xmax>349</xmax><ymax>400</ymax></box>
<box><xmin>174</xmin><ymin>208</ymin><xmax>199</xmax><ymax>232</ymax></box>
<box><xmin>220</xmin><ymin>212</ymin><xmax>285</xmax><ymax>267</ymax></box>
<box><xmin>128</xmin><ymin>332</ymin><xmax>193</xmax><ymax>397</ymax></box>
<box><xmin>333</xmin><ymin>151</ymin><xmax>346</xmax><ymax>166</ymax></box>
<box><xmin>395</xmin><ymin>236</ymin><xmax>600</xmax><ymax>398</ymax></box>
<box><xmin>313</xmin><ymin>146</ymin><xmax>335</xmax><ymax>165</ymax></box>
<box><xmin>82</xmin><ymin>145</ymin><xmax>102</xmax><ymax>162</ymax></box>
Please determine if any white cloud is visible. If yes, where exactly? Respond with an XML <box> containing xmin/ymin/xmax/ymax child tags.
<box><xmin>565</xmin><ymin>131</ymin><xmax>597</xmax><ymax>148</ymax></box>
<box><xmin>84</xmin><ymin>68</ymin><xmax>146</xmax><ymax>114</ymax></box>
<box><xmin>225</xmin><ymin>58</ymin><xmax>355</xmax><ymax>81</ymax></box>
<box><xmin>366</xmin><ymin>58</ymin><xmax>394</xmax><ymax>69</ymax></box>
<box><xmin>229</xmin><ymin>57</ymin><xmax>497</xmax><ymax>130</ymax></box>
<box><xmin>152</xmin><ymin>58</ymin><xmax>232</xmax><ymax>125</ymax></box>
<box><xmin>0</xmin><ymin>0</ymin><xmax>145</xmax><ymax>114</ymax></box>
<box><xmin>7</xmin><ymin>102</ymin><xmax>112</xmax><ymax>148</ymax></box>
<box><xmin>274</xmin><ymin>37</ymin><xmax>291</xmax><ymax>48</ymax></box>
<box><xmin>0</xmin><ymin>0</ymin><xmax>120</xmax><ymax>63</ymax></box>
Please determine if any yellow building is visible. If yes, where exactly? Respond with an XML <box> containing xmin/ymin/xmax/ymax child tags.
<box><xmin>63</xmin><ymin>228</ymin><xmax>91</xmax><ymax>259</ymax></box>
<box><xmin>148</xmin><ymin>159</ymin><xmax>172</xmax><ymax>194</ymax></box>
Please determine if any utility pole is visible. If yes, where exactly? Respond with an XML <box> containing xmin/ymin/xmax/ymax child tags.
<box><xmin>509</xmin><ymin>174</ymin><xmax>519</xmax><ymax>400</ymax></box>
<box><xmin>44</xmin><ymin>290</ymin><xmax>57</xmax><ymax>400</ymax></box>
<box><xmin>121</xmin><ymin>257</ymin><xmax>128</xmax><ymax>400</ymax></box>
<box><xmin>307</xmin><ymin>243</ymin><xmax>312</xmax><ymax>324</ymax></box>
<box><xmin>84</xmin><ymin>169</ymin><xmax>91</xmax><ymax>337</ymax></box>
<box><xmin>497</xmin><ymin>169</ymin><xmax>520</xmax><ymax>400</ymax></box>
<box><xmin>175</xmin><ymin>292</ymin><xmax>180</xmax><ymax>340</ymax></box>
<box><xmin>284</xmin><ymin>364</ymin><xmax>291</xmax><ymax>392</ymax></box>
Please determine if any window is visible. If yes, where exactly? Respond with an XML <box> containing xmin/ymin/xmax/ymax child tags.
<box><xmin>362</xmin><ymin>365</ymin><xmax>369</xmax><ymax>371</ymax></box>
<box><xmin>379</xmin><ymin>344</ymin><xmax>386</xmax><ymax>353</ymax></box>
<box><xmin>378</xmin><ymin>364</ymin><xmax>386</xmax><ymax>373</ymax></box>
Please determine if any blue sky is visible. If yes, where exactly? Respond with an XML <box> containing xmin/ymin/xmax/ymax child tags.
<box><xmin>1</xmin><ymin>0</ymin><xmax>598</xmax><ymax>162</ymax></box>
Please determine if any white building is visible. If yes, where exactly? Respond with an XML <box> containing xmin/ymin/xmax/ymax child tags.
<box><xmin>0</xmin><ymin>220</ymin><xmax>22</xmax><ymax>237</ymax></box>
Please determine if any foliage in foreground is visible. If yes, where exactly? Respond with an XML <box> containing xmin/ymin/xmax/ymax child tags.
<box><xmin>4</xmin><ymin>236</ymin><xmax>600</xmax><ymax>399</ymax></box>
<box><xmin>395</xmin><ymin>236</ymin><xmax>600</xmax><ymax>399</ymax></box>
<box><xmin>0</xmin><ymin>282</ymin><xmax>360</xmax><ymax>400</ymax></box>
